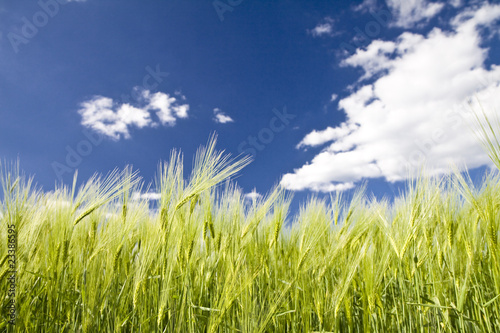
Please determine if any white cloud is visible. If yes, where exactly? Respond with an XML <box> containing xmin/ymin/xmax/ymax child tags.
<box><xmin>145</xmin><ymin>91</ymin><xmax>189</xmax><ymax>126</ymax></box>
<box><xmin>341</xmin><ymin>39</ymin><xmax>398</xmax><ymax>80</ymax></box>
<box><xmin>331</xmin><ymin>94</ymin><xmax>338</xmax><ymax>102</ymax></box>
<box><xmin>78</xmin><ymin>97</ymin><xmax>149</xmax><ymax>140</ymax></box>
<box><xmin>244</xmin><ymin>189</ymin><xmax>262</xmax><ymax>201</ymax></box>
<box><xmin>309</xmin><ymin>18</ymin><xmax>336</xmax><ymax>37</ymax></box>
<box><xmin>386</xmin><ymin>0</ymin><xmax>445</xmax><ymax>28</ymax></box>
<box><xmin>118</xmin><ymin>104</ymin><xmax>152</xmax><ymax>127</ymax></box>
<box><xmin>281</xmin><ymin>3</ymin><xmax>500</xmax><ymax>192</ymax></box>
<box><xmin>296</xmin><ymin>123</ymin><xmax>359</xmax><ymax>149</ymax></box>
<box><xmin>354</xmin><ymin>0</ymin><xmax>446</xmax><ymax>28</ymax></box>
<box><xmin>78</xmin><ymin>89</ymin><xmax>190</xmax><ymax>140</ymax></box>
<box><xmin>353</xmin><ymin>0</ymin><xmax>378</xmax><ymax>12</ymax></box>
<box><xmin>173</xmin><ymin>104</ymin><xmax>189</xmax><ymax>118</ymax></box>
<box><xmin>311</xmin><ymin>23</ymin><xmax>333</xmax><ymax>37</ymax></box>
<box><xmin>213</xmin><ymin>108</ymin><xmax>234</xmax><ymax>124</ymax></box>
<box><xmin>131</xmin><ymin>192</ymin><xmax>162</xmax><ymax>201</ymax></box>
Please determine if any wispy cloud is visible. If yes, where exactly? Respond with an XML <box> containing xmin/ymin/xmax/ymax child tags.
<box><xmin>131</xmin><ymin>191</ymin><xmax>161</xmax><ymax>201</ymax></box>
<box><xmin>213</xmin><ymin>108</ymin><xmax>234</xmax><ymax>124</ymax></box>
<box><xmin>282</xmin><ymin>3</ymin><xmax>500</xmax><ymax>192</ymax></box>
<box><xmin>354</xmin><ymin>0</ymin><xmax>445</xmax><ymax>28</ymax></box>
<box><xmin>386</xmin><ymin>0</ymin><xmax>445</xmax><ymax>28</ymax></box>
<box><xmin>296</xmin><ymin>123</ymin><xmax>358</xmax><ymax>149</ymax></box>
<box><xmin>78</xmin><ymin>89</ymin><xmax>190</xmax><ymax>140</ymax></box>
<box><xmin>244</xmin><ymin>188</ymin><xmax>262</xmax><ymax>201</ymax></box>
<box><xmin>309</xmin><ymin>17</ymin><xmax>337</xmax><ymax>37</ymax></box>
<box><xmin>353</xmin><ymin>0</ymin><xmax>378</xmax><ymax>13</ymax></box>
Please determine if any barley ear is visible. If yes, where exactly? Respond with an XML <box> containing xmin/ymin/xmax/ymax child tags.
<box><xmin>74</xmin><ymin>206</ymin><xmax>98</xmax><ymax>226</ymax></box>
<box><xmin>113</xmin><ymin>243</ymin><xmax>124</xmax><ymax>272</ymax></box>
<box><xmin>133</xmin><ymin>280</ymin><xmax>143</xmax><ymax>309</ymax></box>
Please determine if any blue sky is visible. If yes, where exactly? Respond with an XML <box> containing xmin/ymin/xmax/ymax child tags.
<box><xmin>1</xmin><ymin>0</ymin><xmax>499</xmax><ymax>210</ymax></box>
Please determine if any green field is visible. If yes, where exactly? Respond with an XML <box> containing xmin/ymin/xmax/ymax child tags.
<box><xmin>1</xmin><ymin>114</ymin><xmax>500</xmax><ymax>332</ymax></box>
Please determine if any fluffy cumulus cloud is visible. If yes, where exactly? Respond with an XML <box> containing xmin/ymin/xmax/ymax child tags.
<box><xmin>78</xmin><ymin>89</ymin><xmax>190</xmax><ymax>140</ymax></box>
<box><xmin>145</xmin><ymin>90</ymin><xmax>189</xmax><ymax>126</ymax></box>
<box><xmin>282</xmin><ymin>3</ymin><xmax>500</xmax><ymax>192</ymax></box>
<box><xmin>213</xmin><ymin>108</ymin><xmax>234</xmax><ymax>124</ymax></box>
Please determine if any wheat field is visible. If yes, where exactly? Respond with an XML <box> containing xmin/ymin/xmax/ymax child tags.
<box><xmin>1</xmin><ymin>113</ymin><xmax>500</xmax><ymax>332</ymax></box>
